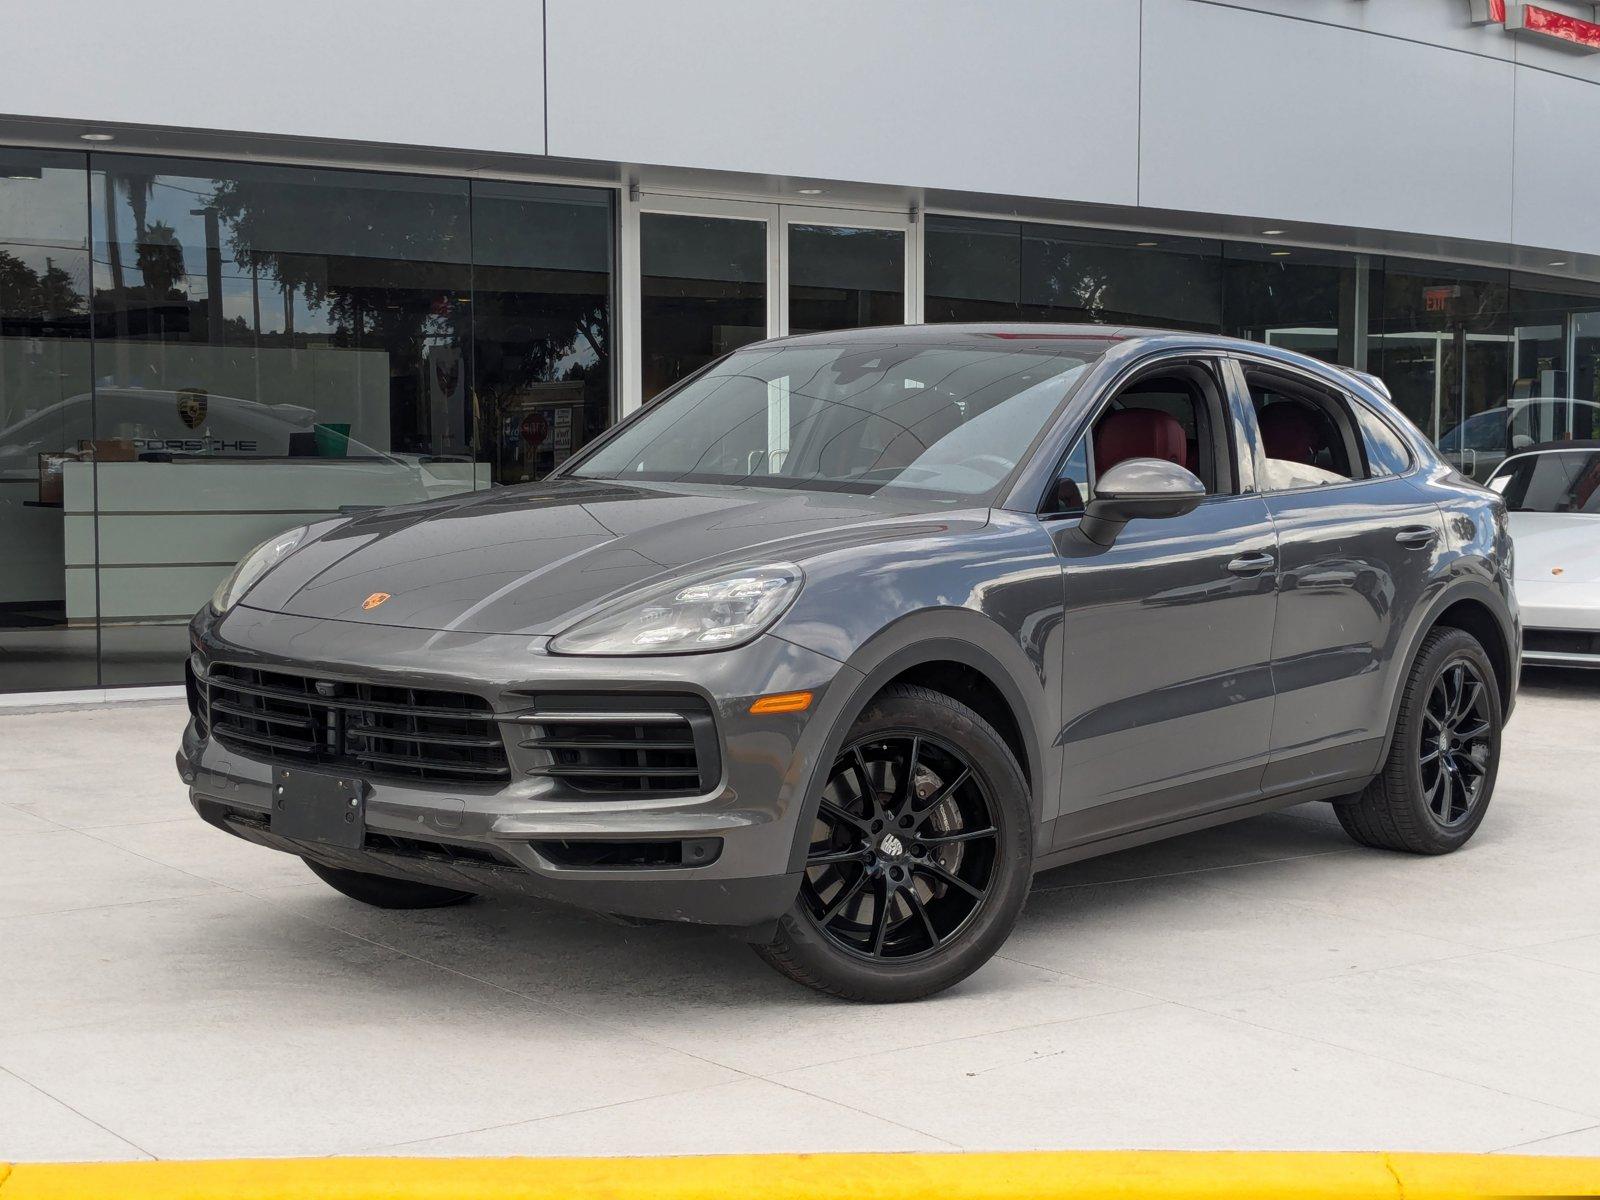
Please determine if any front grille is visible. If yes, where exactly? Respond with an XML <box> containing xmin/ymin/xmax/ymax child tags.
<box><xmin>512</xmin><ymin>695</ymin><xmax>718</xmax><ymax>795</ymax></box>
<box><xmin>204</xmin><ymin>664</ymin><xmax>509</xmax><ymax>785</ymax></box>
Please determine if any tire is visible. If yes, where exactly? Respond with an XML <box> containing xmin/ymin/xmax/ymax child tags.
<box><xmin>754</xmin><ymin>684</ymin><xmax>1033</xmax><ymax>1002</ymax></box>
<box><xmin>1334</xmin><ymin>626</ymin><xmax>1503</xmax><ymax>854</ymax></box>
<box><xmin>302</xmin><ymin>858</ymin><xmax>477</xmax><ymax>909</ymax></box>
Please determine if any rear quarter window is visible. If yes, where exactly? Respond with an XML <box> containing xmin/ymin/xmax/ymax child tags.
<box><xmin>1352</xmin><ymin>403</ymin><xmax>1413</xmax><ymax>477</ymax></box>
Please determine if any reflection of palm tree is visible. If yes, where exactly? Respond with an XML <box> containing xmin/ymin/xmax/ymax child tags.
<box><xmin>134</xmin><ymin>221</ymin><xmax>186</xmax><ymax>298</ymax></box>
<box><xmin>99</xmin><ymin>167</ymin><xmax>159</xmax><ymax>338</ymax></box>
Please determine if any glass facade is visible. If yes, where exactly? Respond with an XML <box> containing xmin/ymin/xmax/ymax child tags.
<box><xmin>1</xmin><ymin>149</ymin><xmax>614</xmax><ymax>692</ymax></box>
<box><xmin>8</xmin><ymin>155</ymin><xmax>1600</xmax><ymax>695</ymax></box>
<box><xmin>927</xmin><ymin>214</ymin><xmax>1600</xmax><ymax>483</ymax></box>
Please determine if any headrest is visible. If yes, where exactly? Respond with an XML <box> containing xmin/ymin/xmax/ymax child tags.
<box><xmin>1259</xmin><ymin>404</ymin><xmax>1319</xmax><ymax>464</ymax></box>
<box><xmin>1094</xmin><ymin>408</ymin><xmax>1187</xmax><ymax>473</ymax></box>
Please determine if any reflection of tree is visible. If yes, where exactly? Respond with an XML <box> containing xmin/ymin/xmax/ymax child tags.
<box><xmin>133</xmin><ymin>221</ymin><xmax>186</xmax><ymax>299</ymax></box>
<box><xmin>0</xmin><ymin>250</ymin><xmax>85</xmax><ymax>319</ymax></box>
<box><xmin>471</xmin><ymin>296</ymin><xmax>609</xmax><ymax>479</ymax></box>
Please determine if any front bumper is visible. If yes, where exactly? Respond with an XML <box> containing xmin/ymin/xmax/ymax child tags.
<box><xmin>179</xmin><ymin>604</ymin><xmax>859</xmax><ymax>931</ymax></box>
<box><xmin>1514</xmin><ymin>580</ymin><xmax>1600</xmax><ymax>669</ymax></box>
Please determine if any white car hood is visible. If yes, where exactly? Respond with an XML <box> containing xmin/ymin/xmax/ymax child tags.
<box><xmin>1509</xmin><ymin>512</ymin><xmax>1600</xmax><ymax>583</ymax></box>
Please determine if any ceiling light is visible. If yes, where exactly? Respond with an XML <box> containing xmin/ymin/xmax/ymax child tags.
<box><xmin>1270</xmin><ymin>250</ymin><xmax>1292</xmax><ymax>257</ymax></box>
<box><xmin>797</xmin><ymin>188</ymin><xmax>823</xmax><ymax>195</ymax></box>
<box><xmin>1548</xmin><ymin>260</ymin><xmax>1568</xmax><ymax>267</ymax></box>
<box><xmin>79</xmin><ymin>132</ymin><xmax>114</xmax><ymax>142</ymax></box>
<box><xmin>1136</xmin><ymin>241</ymin><xmax>1158</xmax><ymax>247</ymax></box>
<box><xmin>1261</xmin><ymin>228</ymin><xmax>1286</xmax><ymax>235</ymax></box>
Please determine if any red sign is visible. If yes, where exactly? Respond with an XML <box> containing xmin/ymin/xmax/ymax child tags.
<box><xmin>520</xmin><ymin>412</ymin><xmax>550</xmax><ymax>448</ymax></box>
<box><xmin>1423</xmin><ymin>285</ymin><xmax>1460</xmax><ymax>313</ymax></box>
<box><xmin>1467</xmin><ymin>1</ymin><xmax>1600</xmax><ymax>51</ymax></box>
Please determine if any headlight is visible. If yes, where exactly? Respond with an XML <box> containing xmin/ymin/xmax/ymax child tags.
<box><xmin>210</xmin><ymin>526</ymin><xmax>308</xmax><ymax>614</ymax></box>
<box><xmin>550</xmin><ymin>563</ymin><xmax>803</xmax><ymax>656</ymax></box>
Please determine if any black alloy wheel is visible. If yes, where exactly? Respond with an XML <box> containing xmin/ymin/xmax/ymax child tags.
<box><xmin>1420</xmin><ymin>657</ymin><xmax>1494</xmax><ymax>828</ymax></box>
<box><xmin>754</xmin><ymin>683</ymin><xmax>1033</xmax><ymax>1002</ymax></box>
<box><xmin>802</xmin><ymin>732</ymin><xmax>1000</xmax><ymax>961</ymax></box>
<box><xmin>1335</xmin><ymin>625</ymin><xmax>1502</xmax><ymax>854</ymax></box>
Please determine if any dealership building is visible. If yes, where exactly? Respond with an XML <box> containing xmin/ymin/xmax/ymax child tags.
<box><xmin>3</xmin><ymin>0</ymin><xmax>1600</xmax><ymax>699</ymax></box>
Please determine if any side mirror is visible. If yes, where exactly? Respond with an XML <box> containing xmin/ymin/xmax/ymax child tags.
<box><xmin>1079</xmin><ymin>457</ymin><xmax>1205</xmax><ymax>545</ymax></box>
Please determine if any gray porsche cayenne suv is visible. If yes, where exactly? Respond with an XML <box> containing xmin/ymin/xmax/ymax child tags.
<box><xmin>178</xmin><ymin>326</ymin><xmax>1518</xmax><ymax>1001</ymax></box>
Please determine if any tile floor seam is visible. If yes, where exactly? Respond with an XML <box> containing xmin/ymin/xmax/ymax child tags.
<box><xmin>997</xmin><ymin>943</ymin><xmax>1494</xmax><ymax>1008</ymax></box>
<box><xmin>357</xmin><ymin>1078</ymin><xmax>763</xmax><ymax>1154</ymax></box>
<box><xmin>250</xmin><ymin>881</ymin><xmax>1170</xmax><ymax>1083</ymax></box>
<box><xmin>760</xmin><ymin>1077</ymin><xmax>966</xmax><ymax>1149</ymax></box>
<box><xmin>349</xmin><ymin>1077</ymin><xmax>775</xmax><ymax>1157</ymax></box>
<box><xmin>1489</xmin><ymin>1121</ymin><xmax>1600</xmax><ymax>1153</ymax></box>
<box><xmin>239</xmin><ymin>885</ymin><xmax>769</xmax><ymax>1087</ymax></box>
<box><xmin>758</xmin><ymin>997</ymin><xmax>1175</xmax><ymax>1080</ymax></box>
<box><xmin>0</xmin><ymin>886</ymin><xmax>233</xmax><ymax>924</ymax></box>
<box><xmin>1174</xmin><ymin>870</ymin><xmax>1524</xmax><ymax>954</ymax></box>
<box><xmin>1170</xmin><ymin>996</ymin><xmax>1600</xmax><ymax>1127</ymax></box>
<box><xmin>76</xmin><ymin>824</ymin><xmax>258</xmax><ymax>896</ymax></box>
<box><xmin>0</xmin><ymin>1062</ymin><xmax>157</xmax><ymax>1160</ymax></box>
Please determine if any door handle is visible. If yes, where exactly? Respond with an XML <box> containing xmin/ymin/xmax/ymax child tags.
<box><xmin>1395</xmin><ymin>525</ymin><xmax>1438</xmax><ymax>548</ymax></box>
<box><xmin>1226</xmin><ymin>551</ymin><xmax>1276</xmax><ymax>576</ymax></box>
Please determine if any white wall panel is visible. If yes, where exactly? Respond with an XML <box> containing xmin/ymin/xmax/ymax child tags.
<box><xmin>1140</xmin><ymin>0</ymin><xmax>1515</xmax><ymax>244</ymax></box>
<box><xmin>1206</xmin><ymin>0</ymin><xmax>1514</xmax><ymax>59</ymax></box>
<box><xmin>0</xmin><ymin>1</ymin><xmax>546</xmax><ymax>155</ymax></box>
<box><xmin>1511</xmin><ymin>65</ymin><xmax>1600</xmax><ymax>257</ymax></box>
<box><xmin>546</xmin><ymin>0</ymin><xmax>1140</xmax><ymax>205</ymax></box>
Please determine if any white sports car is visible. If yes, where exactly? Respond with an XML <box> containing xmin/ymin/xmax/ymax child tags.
<box><xmin>1487</xmin><ymin>442</ymin><xmax>1600</xmax><ymax>668</ymax></box>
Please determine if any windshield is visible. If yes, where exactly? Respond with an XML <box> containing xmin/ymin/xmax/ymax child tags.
<box><xmin>1438</xmin><ymin>408</ymin><xmax>1508</xmax><ymax>453</ymax></box>
<box><xmin>571</xmin><ymin>342</ymin><xmax>1093</xmax><ymax>501</ymax></box>
<box><xmin>1489</xmin><ymin>450</ymin><xmax>1600</xmax><ymax>514</ymax></box>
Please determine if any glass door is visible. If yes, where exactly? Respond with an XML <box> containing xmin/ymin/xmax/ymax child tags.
<box><xmin>781</xmin><ymin>206</ymin><xmax>915</xmax><ymax>336</ymax></box>
<box><xmin>777</xmin><ymin>206</ymin><xmax>908</xmax><ymax>339</ymax></box>
<box><xmin>638</xmin><ymin>197</ymin><xmax>775</xmax><ymax>404</ymax></box>
<box><xmin>628</xmin><ymin>197</ymin><xmax>917</xmax><ymax>410</ymax></box>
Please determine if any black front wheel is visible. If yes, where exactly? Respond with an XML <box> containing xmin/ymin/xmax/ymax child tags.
<box><xmin>754</xmin><ymin>684</ymin><xmax>1033</xmax><ymax>1002</ymax></box>
<box><xmin>1335</xmin><ymin>626</ymin><xmax>1503</xmax><ymax>854</ymax></box>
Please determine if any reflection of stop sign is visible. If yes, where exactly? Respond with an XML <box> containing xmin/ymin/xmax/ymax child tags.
<box><xmin>520</xmin><ymin>413</ymin><xmax>549</xmax><ymax>448</ymax></box>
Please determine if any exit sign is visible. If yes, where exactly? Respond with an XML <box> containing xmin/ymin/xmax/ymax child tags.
<box><xmin>1424</xmin><ymin>285</ymin><xmax>1461</xmax><ymax>312</ymax></box>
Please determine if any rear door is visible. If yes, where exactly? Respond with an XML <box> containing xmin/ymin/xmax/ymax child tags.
<box><xmin>1230</xmin><ymin>356</ymin><xmax>1443</xmax><ymax>794</ymax></box>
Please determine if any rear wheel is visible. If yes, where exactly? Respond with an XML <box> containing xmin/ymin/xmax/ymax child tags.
<box><xmin>1334</xmin><ymin>626</ymin><xmax>1502</xmax><ymax>854</ymax></box>
<box><xmin>302</xmin><ymin>858</ymin><xmax>477</xmax><ymax>909</ymax></box>
<box><xmin>754</xmin><ymin>684</ymin><xmax>1032</xmax><ymax>1002</ymax></box>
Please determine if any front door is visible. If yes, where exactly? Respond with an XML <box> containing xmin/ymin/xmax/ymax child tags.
<box><xmin>1048</xmin><ymin>355</ymin><xmax>1280</xmax><ymax>846</ymax></box>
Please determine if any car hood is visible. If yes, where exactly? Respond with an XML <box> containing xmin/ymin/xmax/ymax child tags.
<box><xmin>1508</xmin><ymin>511</ymin><xmax>1600</xmax><ymax>583</ymax></box>
<box><xmin>240</xmin><ymin>477</ymin><xmax>964</xmax><ymax>636</ymax></box>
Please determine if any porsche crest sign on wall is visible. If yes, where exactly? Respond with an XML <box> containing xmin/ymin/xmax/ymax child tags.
<box><xmin>176</xmin><ymin>387</ymin><xmax>208</xmax><ymax>430</ymax></box>
<box><xmin>1467</xmin><ymin>1</ymin><xmax>1600</xmax><ymax>52</ymax></box>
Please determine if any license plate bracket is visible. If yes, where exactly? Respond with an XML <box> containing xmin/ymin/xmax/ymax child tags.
<box><xmin>270</xmin><ymin>767</ymin><xmax>366</xmax><ymax>849</ymax></box>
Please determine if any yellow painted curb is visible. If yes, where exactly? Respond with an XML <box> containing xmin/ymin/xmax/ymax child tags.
<box><xmin>0</xmin><ymin>1151</ymin><xmax>1596</xmax><ymax>1200</ymax></box>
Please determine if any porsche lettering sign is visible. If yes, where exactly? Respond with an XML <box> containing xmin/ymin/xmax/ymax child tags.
<box><xmin>1467</xmin><ymin>1</ymin><xmax>1600</xmax><ymax>52</ymax></box>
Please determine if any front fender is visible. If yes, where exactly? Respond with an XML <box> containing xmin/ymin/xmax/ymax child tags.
<box><xmin>780</xmin><ymin>610</ymin><xmax>1058</xmax><ymax>875</ymax></box>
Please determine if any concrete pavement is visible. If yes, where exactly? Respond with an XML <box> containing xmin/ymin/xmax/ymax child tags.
<box><xmin>2</xmin><ymin>671</ymin><xmax>1598</xmax><ymax>1162</ymax></box>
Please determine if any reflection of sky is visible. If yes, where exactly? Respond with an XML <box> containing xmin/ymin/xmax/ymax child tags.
<box><xmin>0</xmin><ymin>172</ymin><xmax>88</xmax><ymax>250</ymax></box>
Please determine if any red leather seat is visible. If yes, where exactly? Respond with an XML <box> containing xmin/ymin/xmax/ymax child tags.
<box><xmin>1094</xmin><ymin>408</ymin><xmax>1188</xmax><ymax>473</ymax></box>
<box><xmin>1259</xmin><ymin>404</ymin><xmax>1319</xmax><ymax>464</ymax></box>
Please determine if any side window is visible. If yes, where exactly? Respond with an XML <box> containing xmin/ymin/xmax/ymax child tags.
<box><xmin>1045</xmin><ymin>360</ymin><xmax>1233</xmax><ymax>515</ymax></box>
<box><xmin>1247</xmin><ymin>369</ymin><xmax>1364</xmax><ymax>492</ymax></box>
<box><xmin>1352</xmin><ymin>402</ymin><xmax>1413</xmax><ymax>477</ymax></box>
